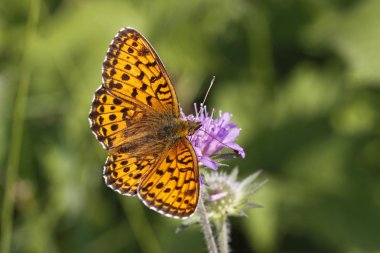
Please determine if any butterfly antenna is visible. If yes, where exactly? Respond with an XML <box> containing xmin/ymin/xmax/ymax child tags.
<box><xmin>197</xmin><ymin>128</ymin><xmax>243</xmax><ymax>158</ymax></box>
<box><xmin>201</xmin><ymin>76</ymin><xmax>216</xmax><ymax>107</ymax></box>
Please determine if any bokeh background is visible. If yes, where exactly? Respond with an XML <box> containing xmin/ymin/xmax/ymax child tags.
<box><xmin>1</xmin><ymin>0</ymin><xmax>380</xmax><ymax>252</ymax></box>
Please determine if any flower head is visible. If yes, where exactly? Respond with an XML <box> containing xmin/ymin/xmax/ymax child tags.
<box><xmin>203</xmin><ymin>168</ymin><xmax>266</xmax><ymax>220</ymax></box>
<box><xmin>182</xmin><ymin>104</ymin><xmax>245</xmax><ymax>170</ymax></box>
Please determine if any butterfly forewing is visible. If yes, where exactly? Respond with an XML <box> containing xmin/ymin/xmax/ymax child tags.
<box><xmin>89</xmin><ymin>86</ymin><xmax>144</xmax><ymax>149</ymax></box>
<box><xmin>90</xmin><ymin>27</ymin><xmax>200</xmax><ymax>219</ymax></box>
<box><xmin>103</xmin><ymin>28</ymin><xmax>179</xmax><ymax>116</ymax></box>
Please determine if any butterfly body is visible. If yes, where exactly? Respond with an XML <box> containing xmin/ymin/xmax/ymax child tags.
<box><xmin>114</xmin><ymin>112</ymin><xmax>201</xmax><ymax>160</ymax></box>
<box><xmin>90</xmin><ymin>28</ymin><xmax>200</xmax><ymax>219</ymax></box>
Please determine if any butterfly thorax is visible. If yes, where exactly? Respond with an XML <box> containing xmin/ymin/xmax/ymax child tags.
<box><xmin>171</xmin><ymin>118</ymin><xmax>202</xmax><ymax>138</ymax></box>
<box><xmin>113</xmin><ymin>112</ymin><xmax>201</xmax><ymax>159</ymax></box>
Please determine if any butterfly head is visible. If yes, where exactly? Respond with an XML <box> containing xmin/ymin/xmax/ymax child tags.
<box><xmin>178</xmin><ymin>119</ymin><xmax>201</xmax><ymax>137</ymax></box>
<box><xmin>187</xmin><ymin>120</ymin><xmax>202</xmax><ymax>136</ymax></box>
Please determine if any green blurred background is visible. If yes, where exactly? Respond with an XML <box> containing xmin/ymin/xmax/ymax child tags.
<box><xmin>1</xmin><ymin>0</ymin><xmax>380</xmax><ymax>252</ymax></box>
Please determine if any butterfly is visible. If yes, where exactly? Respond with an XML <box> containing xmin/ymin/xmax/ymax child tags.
<box><xmin>89</xmin><ymin>27</ymin><xmax>201</xmax><ymax>219</ymax></box>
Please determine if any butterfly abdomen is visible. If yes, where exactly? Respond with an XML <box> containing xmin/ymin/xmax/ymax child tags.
<box><xmin>114</xmin><ymin>115</ymin><xmax>200</xmax><ymax>158</ymax></box>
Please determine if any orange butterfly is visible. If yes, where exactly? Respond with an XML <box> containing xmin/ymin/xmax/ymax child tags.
<box><xmin>89</xmin><ymin>28</ymin><xmax>201</xmax><ymax>219</ymax></box>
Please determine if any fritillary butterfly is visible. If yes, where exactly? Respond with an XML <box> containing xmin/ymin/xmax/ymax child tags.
<box><xmin>89</xmin><ymin>28</ymin><xmax>201</xmax><ymax>219</ymax></box>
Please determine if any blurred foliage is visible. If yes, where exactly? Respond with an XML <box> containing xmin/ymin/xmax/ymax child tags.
<box><xmin>1</xmin><ymin>0</ymin><xmax>380</xmax><ymax>252</ymax></box>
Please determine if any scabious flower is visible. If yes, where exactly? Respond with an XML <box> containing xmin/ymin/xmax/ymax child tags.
<box><xmin>182</xmin><ymin>104</ymin><xmax>245</xmax><ymax>170</ymax></box>
<box><xmin>179</xmin><ymin>103</ymin><xmax>266</xmax><ymax>253</ymax></box>
<box><xmin>177</xmin><ymin>168</ymin><xmax>266</xmax><ymax>233</ymax></box>
<box><xmin>203</xmin><ymin>168</ymin><xmax>266</xmax><ymax>220</ymax></box>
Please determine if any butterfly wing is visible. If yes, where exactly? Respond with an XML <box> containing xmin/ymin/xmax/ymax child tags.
<box><xmin>138</xmin><ymin>137</ymin><xmax>200</xmax><ymax>219</ymax></box>
<box><xmin>89</xmin><ymin>86</ymin><xmax>145</xmax><ymax>149</ymax></box>
<box><xmin>90</xmin><ymin>28</ymin><xmax>180</xmax><ymax>150</ymax></box>
<box><xmin>103</xmin><ymin>152</ymin><xmax>157</xmax><ymax>196</ymax></box>
<box><xmin>103</xmin><ymin>27</ymin><xmax>180</xmax><ymax>116</ymax></box>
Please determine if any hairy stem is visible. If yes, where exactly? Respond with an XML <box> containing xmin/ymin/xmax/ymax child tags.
<box><xmin>216</xmin><ymin>218</ymin><xmax>230</xmax><ymax>253</ymax></box>
<box><xmin>198</xmin><ymin>197</ymin><xmax>218</xmax><ymax>253</ymax></box>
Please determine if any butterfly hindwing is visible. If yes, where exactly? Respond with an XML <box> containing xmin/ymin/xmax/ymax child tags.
<box><xmin>138</xmin><ymin>137</ymin><xmax>199</xmax><ymax>219</ymax></box>
<box><xmin>104</xmin><ymin>152</ymin><xmax>157</xmax><ymax>196</ymax></box>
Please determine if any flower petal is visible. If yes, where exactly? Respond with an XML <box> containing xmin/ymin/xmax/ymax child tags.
<box><xmin>200</xmin><ymin>156</ymin><xmax>218</xmax><ymax>171</ymax></box>
<box><xmin>223</xmin><ymin>128</ymin><xmax>241</xmax><ymax>143</ymax></box>
<box><xmin>227</xmin><ymin>143</ymin><xmax>246</xmax><ymax>158</ymax></box>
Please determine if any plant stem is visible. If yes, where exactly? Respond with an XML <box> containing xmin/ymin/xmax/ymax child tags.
<box><xmin>0</xmin><ymin>1</ymin><xmax>40</xmax><ymax>252</ymax></box>
<box><xmin>198</xmin><ymin>197</ymin><xmax>218</xmax><ymax>253</ymax></box>
<box><xmin>216</xmin><ymin>218</ymin><xmax>230</xmax><ymax>253</ymax></box>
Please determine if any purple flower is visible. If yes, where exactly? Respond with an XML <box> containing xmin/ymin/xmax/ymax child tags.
<box><xmin>182</xmin><ymin>104</ymin><xmax>245</xmax><ymax>170</ymax></box>
<box><xmin>203</xmin><ymin>168</ymin><xmax>266</xmax><ymax>219</ymax></box>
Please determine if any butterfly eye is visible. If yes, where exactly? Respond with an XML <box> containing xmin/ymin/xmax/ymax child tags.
<box><xmin>187</xmin><ymin>121</ymin><xmax>202</xmax><ymax>136</ymax></box>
